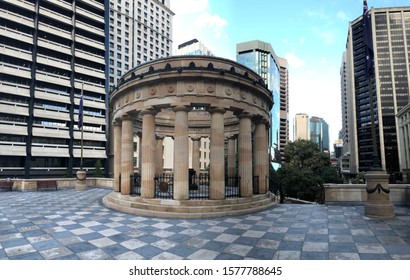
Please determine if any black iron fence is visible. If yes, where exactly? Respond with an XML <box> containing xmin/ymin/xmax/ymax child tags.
<box><xmin>129</xmin><ymin>173</ymin><xmax>243</xmax><ymax>200</ymax></box>
<box><xmin>131</xmin><ymin>173</ymin><xmax>141</xmax><ymax>196</ymax></box>
<box><xmin>154</xmin><ymin>174</ymin><xmax>174</xmax><ymax>199</ymax></box>
<box><xmin>189</xmin><ymin>173</ymin><xmax>210</xmax><ymax>200</ymax></box>
<box><xmin>253</xmin><ymin>176</ymin><xmax>259</xmax><ymax>194</ymax></box>
<box><xmin>225</xmin><ymin>176</ymin><xmax>241</xmax><ymax>198</ymax></box>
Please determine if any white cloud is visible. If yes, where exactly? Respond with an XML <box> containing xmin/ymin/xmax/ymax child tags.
<box><xmin>171</xmin><ymin>0</ymin><xmax>209</xmax><ymax>15</ymax></box>
<box><xmin>299</xmin><ymin>37</ymin><xmax>305</xmax><ymax>44</ymax></box>
<box><xmin>171</xmin><ymin>0</ymin><xmax>230</xmax><ymax>58</ymax></box>
<box><xmin>194</xmin><ymin>12</ymin><xmax>228</xmax><ymax>39</ymax></box>
<box><xmin>336</xmin><ymin>11</ymin><xmax>349</xmax><ymax>21</ymax></box>
<box><xmin>319</xmin><ymin>31</ymin><xmax>336</xmax><ymax>45</ymax></box>
<box><xmin>284</xmin><ymin>53</ymin><xmax>305</xmax><ymax>69</ymax></box>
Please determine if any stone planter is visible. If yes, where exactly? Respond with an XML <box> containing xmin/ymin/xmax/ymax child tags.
<box><xmin>75</xmin><ymin>170</ymin><xmax>87</xmax><ymax>191</ymax></box>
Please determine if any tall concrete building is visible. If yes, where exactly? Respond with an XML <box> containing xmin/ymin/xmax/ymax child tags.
<box><xmin>236</xmin><ymin>40</ymin><xmax>281</xmax><ymax>164</ymax></box>
<box><xmin>294</xmin><ymin>113</ymin><xmax>310</xmax><ymax>141</ymax></box>
<box><xmin>108</xmin><ymin>0</ymin><xmax>173</xmax><ymax>90</ymax></box>
<box><xmin>277</xmin><ymin>57</ymin><xmax>289</xmax><ymax>161</ymax></box>
<box><xmin>344</xmin><ymin>6</ymin><xmax>410</xmax><ymax>174</ymax></box>
<box><xmin>0</xmin><ymin>0</ymin><xmax>107</xmax><ymax>178</ymax></box>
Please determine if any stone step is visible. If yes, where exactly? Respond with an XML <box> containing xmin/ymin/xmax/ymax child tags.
<box><xmin>102</xmin><ymin>192</ymin><xmax>277</xmax><ymax>218</ymax></box>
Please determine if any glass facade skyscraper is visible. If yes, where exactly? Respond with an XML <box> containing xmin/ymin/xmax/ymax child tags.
<box><xmin>236</xmin><ymin>40</ymin><xmax>281</xmax><ymax>165</ymax></box>
<box><xmin>344</xmin><ymin>6</ymin><xmax>410</xmax><ymax>174</ymax></box>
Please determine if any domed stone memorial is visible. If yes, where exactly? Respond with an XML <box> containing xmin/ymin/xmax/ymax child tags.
<box><xmin>103</xmin><ymin>56</ymin><xmax>277</xmax><ymax>218</ymax></box>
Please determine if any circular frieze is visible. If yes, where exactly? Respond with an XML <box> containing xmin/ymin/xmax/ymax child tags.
<box><xmin>186</xmin><ymin>84</ymin><xmax>195</xmax><ymax>92</ymax></box>
<box><xmin>167</xmin><ymin>85</ymin><xmax>175</xmax><ymax>93</ymax></box>
<box><xmin>149</xmin><ymin>87</ymin><xmax>157</xmax><ymax>95</ymax></box>
<box><xmin>225</xmin><ymin>88</ymin><xmax>232</xmax><ymax>96</ymax></box>
<box><xmin>134</xmin><ymin>91</ymin><xmax>141</xmax><ymax>99</ymax></box>
<box><xmin>206</xmin><ymin>85</ymin><xmax>214</xmax><ymax>93</ymax></box>
<box><xmin>240</xmin><ymin>91</ymin><xmax>247</xmax><ymax>100</ymax></box>
<box><xmin>253</xmin><ymin>95</ymin><xmax>257</xmax><ymax>104</ymax></box>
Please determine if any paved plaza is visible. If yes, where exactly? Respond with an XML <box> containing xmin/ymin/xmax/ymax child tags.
<box><xmin>1</xmin><ymin>187</ymin><xmax>410</xmax><ymax>260</ymax></box>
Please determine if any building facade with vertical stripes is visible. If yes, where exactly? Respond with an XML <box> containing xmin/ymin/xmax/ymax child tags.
<box><xmin>344</xmin><ymin>6</ymin><xmax>410</xmax><ymax>175</ymax></box>
<box><xmin>0</xmin><ymin>0</ymin><xmax>107</xmax><ymax>178</ymax></box>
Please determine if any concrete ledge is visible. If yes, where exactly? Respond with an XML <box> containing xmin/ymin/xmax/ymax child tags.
<box><xmin>324</xmin><ymin>183</ymin><xmax>410</xmax><ymax>205</ymax></box>
<box><xmin>8</xmin><ymin>178</ymin><xmax>113</xmax><ymax>191</ymax></box>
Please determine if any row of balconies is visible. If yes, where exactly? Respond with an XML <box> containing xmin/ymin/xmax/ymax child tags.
<box><xmin>0</xmin><ymin>26</ymin><xmax>104</xmax><ymax>56</ymax></box>
<box><xmin>0</xmin><ymin>120</ymin><xmax>106</xmax><ymax>141</ymax></box>
<box><xmin>0</xmin><ymin>141</ymin><xmax>106</xmax><ymax>158</ymax></box>
<box><xmin>1</xmin><ymin>5</ymin><xmax>104</xmax><ymax>39</ymax></box>
<box><xmin>3</xmin><ymin>0</ymin><xmax>34</xmax><ymax>12</ymax></box>
<box><xmin>0</xmin><ymin>8</ymin><xmax>34</xmax><ymax>28</ymax></box>
<box><xmin>0</xmin><ymin>82</ymin><xmax>105</xmax><ymax>112</ymax></box>
<box><xmin>0</xmin><ymin>101</ymin><xmax>106</xmax><ymax>127</ymax></box>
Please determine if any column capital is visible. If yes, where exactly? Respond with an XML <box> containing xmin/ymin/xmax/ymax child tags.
<box><xmin>235</xmin><ymin>111</ymin><xmax>253</xmax><ymax>119</ymax></box>
<box><xmin>226</xmin><ymin>134</ymin><xmax>237</xmax><ymax>140</ymax></box>
<box><xmin>113</xmin><ymin>120</ymin><xmax>122</xmax><ymax>126</ymax></box>
<box><xmin>121</xmin><ymin>114</ymin><xmax>134</xmax><ymax>121</ymax></box>
<box><xmin>191</xmin><ymin>136</ymin><xmax>201</xmax><ymax>141</ymax></box>
<box><xmin>156</xmin><ymin>135</ymin><xmax>165</xmax><ymax>140</ymax></box>
<box><xmin>173</xmin><ymin>105</ymin><xmax>191</xmax><ymax>113</ymax></box>
<box><xmin>140</xmin><ymin>107</ymin><xmax>159</xmax><ymax>116</ymax></box>
<box><xmin>208</xmin><ymin>107</ymin><xmax>226</xmax><ymax>114</ymax></box>
<box><xmin>253</xmin><ymin>117</ymin><xmax>269</xmax><ymax>125</ymax></box>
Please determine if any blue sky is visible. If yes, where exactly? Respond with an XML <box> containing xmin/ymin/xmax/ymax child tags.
<box><xmin>171</xmin><ymin>0</ymin><xmax>409</xmax><ymax>149</ymax></box>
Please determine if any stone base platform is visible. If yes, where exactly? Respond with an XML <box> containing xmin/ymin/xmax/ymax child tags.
<box><xmin>102</xmin><ymin>191</ymin><xmax>277</xmax><ymax>218</ymax></box>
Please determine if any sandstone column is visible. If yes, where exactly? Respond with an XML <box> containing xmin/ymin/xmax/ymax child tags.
<box><xmin>191</xmin><ymin>137</ymin><xmax>201</xmax><ymax>175</ymax></box>
<box><xmin>254</xmin><ymin>119</ymin><xmax>268</xmax><ymax>194</ymax></box>
<box><xmin>209</xmin><ymin>107</ymin><xmax>226</xmax><ymax>200</ymax></box>
<box><xmin>227</xmin><ymin>136</ymin><xmax>236</xmax><ymax>178</ymax></box>
<box><xmin>140</xmin><ymin>108</ymin><xmax>157</xmax><ymax>198</ymax></box>
<box><xmin>155</xmin><ymin>136</ymin><xmax>164</xmax><ymax>176</ymax></box>
<box><xmin>238</xmin><ymin>113</ymin><xmax>253</xmax><ymax>197</ymax></box>
<box><xmin>113</xmin><ymin>121</ymin><xmax>122</xmax><ymax>192</ymax></box>
<box><xmin>120</xmin><ymin>115</ymin><xmax>134</xmax><ymax>195</ymax></box>
<box><xmin>173</xmin><ymin>106</ymin><xmax>190</xmax><ymax>200</ymax></box>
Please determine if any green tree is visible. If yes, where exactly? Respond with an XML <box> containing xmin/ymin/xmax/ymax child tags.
<box><xmin>275</xmin><ymin>139</ymin><xmax>341</xmax><ymax>203</ymax></box>
<box><xmin>94</xmin><ymin>160</ymin><xmax>103</xmax><ymax>177</ymax></box>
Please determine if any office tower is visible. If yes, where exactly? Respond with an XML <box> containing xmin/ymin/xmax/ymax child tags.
<box><xmin>294</xmin><ymin>114</ymin><xmax>329</xmax><ymax>153</ymax></box>
<box><xmin>344</xmin><ymin>6</ymin><xmax>410</xmax><ymax>174</ymax></box>
<box><xmin>0</xmin><ymin>0</ymin><xmax>107</xmax><ymax>178</ymax></box>
<box><xmin>174</xmin><ymin>38</ymin><xmax>214</xmax><ymax>56</ymax></box>
<box><xmin>236</xmin><ymin>40</ymin><xmax>281</xmax><ymax>164</ymax></box>
<box><xmin>310</xmin><ymin>116</ymin><xmax>330</xmax><ymax>153</ymax></box>
<box><xmin>108</xmin><ymin>0</ymin><xmax>174</xmax><ymax>90</ymax></box>
<box><xmin>277</xmin><ymin>57</ymin><xmax>289</xmax><ymax>162</ymax></box>
<box><xmin>294</xmin><ymin>113</ymin><xmax>310</xmax><ymax>141</ymax></box>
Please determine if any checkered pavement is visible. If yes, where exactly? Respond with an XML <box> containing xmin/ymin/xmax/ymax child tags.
<box><xmin>1</xmin><ymin>187</ymin><xmax>410</xmax><ymax>260</ymax></box>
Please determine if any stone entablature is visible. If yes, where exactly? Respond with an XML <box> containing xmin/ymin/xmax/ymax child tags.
<box><xmin>110</xmin><ymin>56</ymin><xmax>273</xmax><ymax>136</ymax></box>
